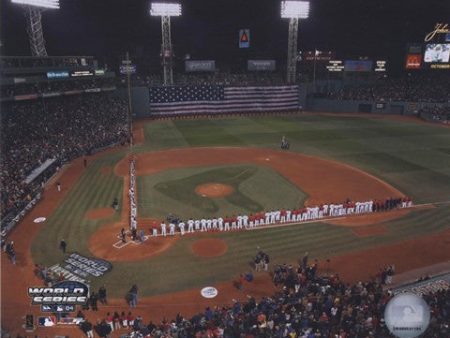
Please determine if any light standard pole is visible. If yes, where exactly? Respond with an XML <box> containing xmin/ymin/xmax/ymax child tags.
<box><xmin>281</xmin><ymin>1</ymin><xmax>310</xmax><ymax>84</ymax></box>
<box><xmin>150</xmin><ymin>2</ymin><xmax>182</xmax><ymax>86</ymax></box>
<box><xmin>11</xmin><ymin>0</ymin><xmax>60</xmax><ymax>56</ymax></box>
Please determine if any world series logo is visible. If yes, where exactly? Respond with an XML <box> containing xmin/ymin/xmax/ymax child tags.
<box><xmin>28</xmin><ymin>281</ymin><xmax>89</xmax><ymax>313</ymax></box>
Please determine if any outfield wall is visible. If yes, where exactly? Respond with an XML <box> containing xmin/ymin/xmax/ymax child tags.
<box><xmin>123</xmin><ymin>85</ymin><xmax>445</xmax><ymax>117</ymax></box>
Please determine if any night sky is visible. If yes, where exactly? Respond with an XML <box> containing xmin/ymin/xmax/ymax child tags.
<box><xmin>1</xmin><ymin>0</ymin><xmax>448</xmax><ymax>73</ymax></box>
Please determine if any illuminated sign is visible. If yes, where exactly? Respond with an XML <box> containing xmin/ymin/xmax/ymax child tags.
<box><xmin>303</xmin><ymin>51</ymin><xmax>334</xmax><ymax>62</ymax></box>
<box><xmin>47</xmin><ymin>71</ymin><xmax>69</xmax><ymax>79</ymax></box>
<box><xmin>71</xmin><ymin>70</ymin><xmax>93</xmax><ymax>77</ymax></box>
<box><xmin>344</xmin><ymin>60</ymin><xmax>373</xmax><ymax>72</ymax></box>
<box><xmin>424</xmin><ymin>44</ymin><xmax>450</xmax><ymax>63</ymax></box>
<box><xmin>120</xmin><ymin>65</ymin><xmax>136</xmax><ymax>75</ymax></box>
<box><xmin>405</xmin><ymin>54</ymin><xmax>422</xmax><ymax>69</ymax></box>
<box><xmin>94</xmin><ymin>69</ymin><xmax>105</xmax><ymax>75</ymax></box>
<box><xmin>430</xmin><ymin>64</ymin><xmax>450</xmax><ymax>69</ymax></box>
<box><xmin>326</xmin><ymin>60</ymin><xmax>344</xmax><ymax>72</ymax></box>
<box><xmin>239</xmin><ymin>29</ymin><xmax>250</xmax><ymax>48</ymax></box>
<box><xmin>247</xmin><ymin>60</ymin><xmax>276</xmax><ymax>71</ymax></box>
<box><xmin>425</xmin><ymin>23</ymin><xmax>449</xmax><ymax>42</ymax></box>
<box><xmin>374</xmin><ymin>60</ymin><xmax>387</xmax><ymax>72</ymax></box>
<box><xmin>185</xmin><ymin>60</ymin><xmax>216</xmax><ymax>72</ymax></box>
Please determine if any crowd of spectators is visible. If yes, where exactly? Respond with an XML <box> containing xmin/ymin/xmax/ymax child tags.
<box><xmin>1</xmin><ymin>93</ymin><xmax>128</xmax><ymax>224</ymax></box>
<box><xmin>128</xmin><ymin>72</ymin><xmax>286</xmax><ymax>87</ymax></box>
<box><xmin>418</xmin><ymin>105</ymin><xmax>450</xmax><ymax>123</ymax></box>
<box><xmin>0</xmin><ymin>56</ymin><xmax>96</xmax><ymax>69</ymax></box>
<box><xmin>73</xmin><ymin>261</ymin><xmax>449</xmax><ymax>338</ymax></box>
<box><xmin>327</xmin><ymin>74</ymin><xmax>450</xmax><ymax>103</ymax></box>
<box><xmin>1</xmin><ymin>78</ymin><xmax>116</xmax><ymax>99</ymax></box>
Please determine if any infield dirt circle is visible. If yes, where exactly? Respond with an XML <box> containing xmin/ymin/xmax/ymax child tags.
<box><xmin>195</xmin><ymin>183</ymin><xmax>234</xmax><ymax>198</ymax></box>
<box><xmin>191</xmin><ymin>238</ymin><xmax>228</xmax><ymax>257</ymax></box>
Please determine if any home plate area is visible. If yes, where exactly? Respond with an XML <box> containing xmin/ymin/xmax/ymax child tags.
<box><xmin>113</xmin><ymin>230</ymin><xmax>149</xmax><ymax>249</ymax></box>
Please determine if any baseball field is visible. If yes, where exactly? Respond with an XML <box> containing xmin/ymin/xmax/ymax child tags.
<box><xmin>2</xmin><ymin>113</ymin><xmax>450</xmax><ymax>333</ymax></box>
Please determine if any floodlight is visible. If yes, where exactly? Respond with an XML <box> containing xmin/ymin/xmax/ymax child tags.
<box><xmin>150</xmin><ymin>2</ymin><xmax>181</xmax><ymax>17</ymax></box>
<box><xmin>281</xmin><ymin>1</ymin><xmax>310</xmax><ymax>19</ymax></box>
<box><xmin>11</xmin><ymin>0</ymin><xmax>60</xmax><ymax>9</ymax></box>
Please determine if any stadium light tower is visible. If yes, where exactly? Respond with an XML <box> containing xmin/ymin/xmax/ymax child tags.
<box><xmin>281</xmin><ymin>1</ymin><xmax>310</xmax><ymax>84</ymax></box>
<box><xmin>11</xmin><ymin>0</ymin><xmax>60</xmax><ymax>57</ymax></box>
<box><xmin>150</xmin><ymin>2</ymin><xmax>181</xmax><ymax>86</ymax></box>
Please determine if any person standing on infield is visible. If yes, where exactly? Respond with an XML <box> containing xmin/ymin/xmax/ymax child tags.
<box><xmin>60</xmin><ymin>239</ymin><xmax>67</xmax><ymax>254</ymax></box>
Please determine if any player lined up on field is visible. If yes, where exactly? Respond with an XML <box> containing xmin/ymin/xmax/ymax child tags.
<box><xmin>147</xmin><ymin>197</ymin><xmax>412</xmax><ymax>237</ymax></box>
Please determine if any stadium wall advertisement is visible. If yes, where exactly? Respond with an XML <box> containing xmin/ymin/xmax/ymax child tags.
<box><xmin>247</xmin><ymin>60</ymin><xmax>276</xmax><ymax>71</ymax></box>
<box><xmin>306</xmin><ymin>98</ymin><xmax>448</xmax><ymax>115</ymax></box>
<box><xmin>185</xmin><ymin>60</ymin><xmax>215</xmax><ymax>72</ymax></box>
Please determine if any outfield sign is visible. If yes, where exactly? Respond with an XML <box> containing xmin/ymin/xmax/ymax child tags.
<box><xmin>63</xmin><ymin>253</ymin><xmax>112</xmax><ymax>278</ymax></box>
<box><xmin>185</xmin><ymin>60</ymin><xmax>216</xmax><ymax>72</ymax></box>
<box><xmin>120</xmin><ymin>64</ymin><xmax>136</xmax><ymax>74</ymax></box>
<box><xmin>247</xmin><ymin>60</ymin><xmax>276</xmax><ymax>71</ymax></box>
<box><xmin>239</xmin><ymin>29</ymin><xmax>250</xmax><ymax>48</ymax></box>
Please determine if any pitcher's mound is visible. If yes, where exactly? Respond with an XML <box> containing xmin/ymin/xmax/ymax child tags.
<box><xmin>85</xmin><ymin>207</ymin><xmax>115</xmax><ymax>220</ymax></box>
<box><xmin>195</xmin><ymin>183</ymin><xmax>234</xmax><ymax>198</ymax></box>
<box><xmin>191</xmin><ymin>238</ymin><xmax>228</xmax><ymax>257</ymax></box>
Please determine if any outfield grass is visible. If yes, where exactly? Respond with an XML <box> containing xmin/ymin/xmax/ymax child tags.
<box><xmin>31</xmin><ymin>114</ymin><xmax>450</xmax><ymax>297</ymax></box>
<box><xmin>137</xmin><ymin>165</ymin><xmax>307</xmax><ymax>219</ymax></box>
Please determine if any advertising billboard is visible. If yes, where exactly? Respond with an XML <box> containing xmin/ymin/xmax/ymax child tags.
<box><xmin>344</xmin><ymin>60</ymin><xmax>373</xmax><ymax>72</ymax></box>
<box><xmin>374</xmin><ymin>60</ymin><xmax>387</xmax><ymax>72</ymax></box>
<box><xmin>247</xmin><ymin>60</ymin><xmax>276</xmax><ymax>71</ymax></box>
<box><xmin>326</xmin><ymin>60</ymin><xmax>344</xmax><ymax>72</ymax></box>
<box><xmin>47</xmin><ymin>71</ymin><xmax>69</xmax><ymax>79</ymax></box>
<box><xmin>405</xmin><ymin>54</ymin><xmax>422</xmax><ymax>69</ymax></box>
<box><xmin>185</xmin><ymin>60</ymin><xmax>216</xmax><ymax>72</ymax></box>
<box><xmin>424</xmin><ymin>44</ymin><xmax>450</xmax><ymax>63</ymax></box>
<box><xmin>239</xmin><ymin>29</ymin><xmax>250</xmax><ymax>48</ymax></box>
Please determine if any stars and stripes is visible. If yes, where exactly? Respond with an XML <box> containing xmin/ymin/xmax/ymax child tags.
<box><xmin>149</xmin><ymin>85</ymin><xmax>299</xmax><ymax>115</ymax></box>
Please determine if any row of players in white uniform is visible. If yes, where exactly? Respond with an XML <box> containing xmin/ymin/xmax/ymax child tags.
<box><xmin>149</xmin><ymin>199</ymin><xmax>413</xmax><ymax>237</ymax></box>
<box><xmin>129</xmin><ymin>159</ymin><xmax>138</xmax><ymax>230</ymax></box>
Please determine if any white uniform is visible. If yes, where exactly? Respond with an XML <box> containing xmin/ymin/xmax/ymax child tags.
<box><xmin>169</xmin><ymin>223</ymin><xmax>175</xmax><ymax>235</ymax></box>
<box><xmin>212</xmin><ymin>218</ymin><xmax>218</xmax><ymax>230</ymax></box>
<box><xmin>242</xmin><ymin>215</ymin><xmax>249</xmax><ymax>228</ymax></box>
<box><xmin>270</xmin><ymin>211</ymin><xmax>276</xmax><ymax>224</ymax></box>
<box><xmin>274</xmin><ymin>210</ymin><xmax>281</xmax><ymax>222</ymax></box>
<box><xmin>218</xmin><ymin>217</ymin><xmax>224</xmax><ymax>231</ymax></box>
<box><xmin>178</xmin><ymin>222</ymin><xmax>185</xmax><ymax>235</ymax></box>
<box><xmin>265</xmin><ymin>212</ymin><xmax>271</xmax><ymax>224</ymax></box>
<box><xmin>160</xmin><ymin>223</ymin><xmax>167</xmax><ymax>237</ymax></box>
<box><xmin>286</xmin><ymin>210</ymin><xmax>292</xmax><ymax>222</ymax></box>
<box><xmin>195</xmin><ymin>220</ymin><xmax>200</xmax><ymax>231</ymax></box>
<box><xmin>187</xmin><ymin>219</ymin><xmax>194</xmax><ymax>233</ymax></box>
<box><xmin>200</xmin><ymin>219</ymin><xmax>207</xmax><ymax>232</ymax></box>
<box><xmin>152</xmin><ymin>228</ymin><xmax>158</xmax><ymax>237</ymax></box>
<box><xmin>206</xmin><ymin>219</ymin><xmax>212</xmax><ymax>230</ymax></box>
<box><xmin>224</xmin><ymin>219</ymin><xmax>230</xmax><ymax>231</ymax></box>
<box><xmin>311</xmin><ymin>207</ymin><xmax>319</xmax><ymax>220</ymax></box>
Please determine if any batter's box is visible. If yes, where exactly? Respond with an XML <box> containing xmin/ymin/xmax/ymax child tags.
<box><xmin>113</xmin><ymin>240</ymin><xmax>129</xmax><ymax>249</ymax></box>
<box><xmin>113</xmin><ymin>235</ymin><xmax>149</xmax><ymax>249</ymax></box>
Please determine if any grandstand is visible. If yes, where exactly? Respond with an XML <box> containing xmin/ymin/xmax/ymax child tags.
<box><xmin>1</xmin><ymin>1</ymin><xmax>449</xmax><ymax>337</ymax></box>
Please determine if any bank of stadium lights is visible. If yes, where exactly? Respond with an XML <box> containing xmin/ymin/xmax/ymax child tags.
<box><xmin>150</xmin><ymin>2</ymin><xmax>181</xmax><ymax>16</ymax></box>
<box><xmin>281</xmin><ymin>1</ymin><xmax>310</xmax><ymax>83</ymax></box>
<box><xmin>281</xmin><ymin>0</ymin><xmax>310</xmax><ymax>19</ymax></box>
<box><xmin>150</xmin><ymin>2</ymin><xmax>181</xmax><ymax>86</ymax></box>
<box><xmin>11</xmin><ymin>0</ymin><xmax>60</xmax><ymax>56</ymax></box>
<box><xmin>11</xmin><ymin>0</ymin><xmax>59</xmax><ymax>9</ymax></box>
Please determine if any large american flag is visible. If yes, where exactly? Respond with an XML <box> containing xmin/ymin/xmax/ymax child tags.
<box><xmin>149</xmin><ymin>85</ymin><xmax>299</xmax><ymax>115</ymax></box>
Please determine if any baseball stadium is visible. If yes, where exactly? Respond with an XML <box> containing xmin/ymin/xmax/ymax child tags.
<box><xmin>1</xmin><ymin>1</ymin><xmax>450</xmax><ymax>337</ymax></box>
